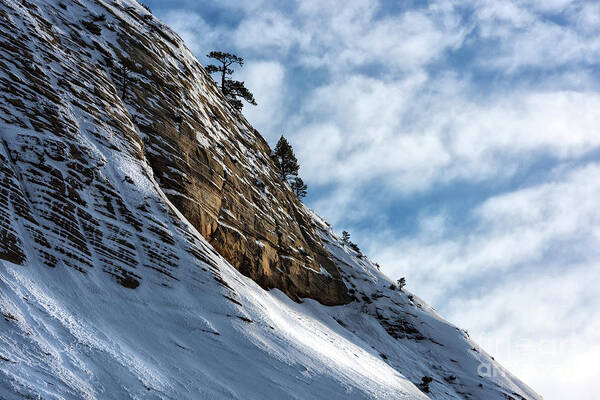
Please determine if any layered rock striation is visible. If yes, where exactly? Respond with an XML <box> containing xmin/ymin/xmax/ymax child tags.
<box><xmin>0</xmin><ymin>0</ymin><xmax>348</xmax><ymax>305</ymax></box>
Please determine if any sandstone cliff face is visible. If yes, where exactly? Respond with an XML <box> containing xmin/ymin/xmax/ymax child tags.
<box><xmin>0</xmin><ymin>0</ymin><xmax>348</xmax><ymax>305</ymax></box>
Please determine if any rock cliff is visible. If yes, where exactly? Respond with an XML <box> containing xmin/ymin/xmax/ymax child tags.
<box><xmin>0</xmin><ymin>0</ymin><xmax>348</xmax><ymax>305</ymax></box>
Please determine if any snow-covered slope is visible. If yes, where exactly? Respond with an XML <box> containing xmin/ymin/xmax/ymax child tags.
<box><xmin>0</xmin><ymin>0</ymin><xmax>541</xmax><ymax>399</ymax></box>
<box><xmin>0</xmin><ymin>220</ymin><xmax>541</xmax><ymax>400</ymax></box>
<box><xmin>0</xmin><ymin>246</ymin><xmax>428</xmax><ymax>399</ymax></box>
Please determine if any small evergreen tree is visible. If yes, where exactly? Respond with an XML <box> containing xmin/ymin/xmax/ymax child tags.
<box><xmin>397</xmin><ymin>277</ymin><xmax>406</xmax><ymax>290</ymax></box>
<box><xmin>341</xmin><ymin>230</ymin><xmax>361</xmax><ymax>253</ymax></box>
<box><xmin>342</xmin><ymin>231</ymin><xmax>351</xmax><ymax>242</ymax></box>
<box><xmin>291</xmin><ymin>177</ymin><xmax>307</xmax><ymax>199</ymax></box>
<box><xmin>273</xmin><ymin>135</ymin><xmax>299</xmax><ymax>181</ymax></box>
<box><xmin>206</xmin><ymin>51</ymin><xmax>256</xmax><ymax>111</ymax></box>
<box><xmin>118</xmin><ymin>63</ymin><xmax>131</xmax><ymax>100</ymax></box>
<box><xmin>116</xmin><ymin>58</ymin><xmax>136</xmax><ymax>101</ymax></box>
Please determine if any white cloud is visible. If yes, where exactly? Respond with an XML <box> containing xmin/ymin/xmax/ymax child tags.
<box><xmin>443</xmin><ymin>90</ymin><xmax>600</xmax><ymax>160</ymax></box>
<box><xmin>356</xmin><ymin>10</ymin><xmax>465</xmax><ymax>69</ymax></box>
<box><xmin>233</xmin><ymin>12</ymin><xmax>309</xmax><ymax>55</ymax></box>
<box><xmin>371</xmin><ymin>163</ymin><xmax>600</xmax><ymax>296</ymax></box>
<box><xmin>292</xmin><ymin>73</ymin><xmax>447</xmax><ymax>190</ymax></box>
<box><xmin>237</xmin><ymin>61</ymin><xmax>286</xmax><ymax>139</ymax></box>
<box><xmin>229</xmin><ymin>0</ymin><xmax>465</xmax><ymax>72</ymax></box>
<box><xmin>160</xmin><ymin>10</ymin><xmax>219</xmax><ymax>54</ymax></box>
<box><xmin>526</xmin><ymin>0</ymin><xmax>577</xmax><ymax>13</ymax></box>
<box><xmin>446</xmin><ymin>265</ymin><xmax>600</xmax><ymax>400</ymax></box>
<box><xmin>473</xmin><ymin>0</ymin><xmax>600</xmax><ymax>71</ymax></box>
<box><xmin>367</xmin><ymin>163</ymin><xmax>600</xmax><ymax>399</ymax></box>
<box><xmin>574</xmin><ymin>3</ymin><xmax>600</xmax><ymax>33</ymax></box>
<box><xmin>294</xmin><ymin>71</ymin><xmax>600</xmax><ymax>202</ymax></box>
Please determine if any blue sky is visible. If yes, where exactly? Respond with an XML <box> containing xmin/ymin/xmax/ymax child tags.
<box><xmin>144</xmin><ymin>1</ymin><xmax>600</xmax><ymax>398</ymax></box>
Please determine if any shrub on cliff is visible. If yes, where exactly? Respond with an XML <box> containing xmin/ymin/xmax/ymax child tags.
<box><xmin>341</xmin><ymin>231</ymin><xmax>362</xmax><ymax>254</ymax></box>
<box><xmin>273</xmin><ymin>135</ymin><xmax>299</xmax><ymax>181</ymax></box>
<box><xmin>206</xmin><ymin>51</ymin><xmax>256</xmax><ymax>111</ymax></box>
<box><xmin>342</xmin><ymin>231</ymin><xmax>351</xmax><ymax>242</ymax></box>
<box><xmin>397</xmin><ymin>277</ymin><xmax>406</xmax><ymax>290</ymax></box>
<box><xmin>291</xmin><ymin>177</ymin><xmax>307</xmax><ymax>199</ymax></box>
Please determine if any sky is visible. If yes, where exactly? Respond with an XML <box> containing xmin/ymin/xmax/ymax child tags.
<box><xmin>143</xmin><ymin>1</ymin><xmax>600</xmax><ymax>398</ymax></box>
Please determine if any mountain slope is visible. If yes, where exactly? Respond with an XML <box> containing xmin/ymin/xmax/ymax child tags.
<box><xmin>0</xmin><ymin>0</ymin><xmax>541</xmax><ymax>399</ymax></box>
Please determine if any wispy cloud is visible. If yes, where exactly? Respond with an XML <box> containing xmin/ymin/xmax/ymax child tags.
<box><xmin>237</xmin><ymin>61</ymin><xmax>287</xmax><ymax>134</ymax></box>
<box><xmin>160</xmin><ymin>10</ymin><xmax>218</xmax><ymax>54</ymax></box>
<box><xmin>447</xmin><ymin>264</ymin><xmax>600</xmax><ymax>400</ymax></box>
<box><xmin>473</xmin><ymin>0</ymin><xmax>600</xmax><ymax>71</ymax></box>
<box><xmin>371</xmin><ymin>163</ymin><xmax>600</xmax><ymax>298</ymax></box>
<box><xmin>234</xmin><ymin>12</ymin><xmax>309</xmax><ymax>55</ymax></box>
<box><xmin>367</xmin><ymin>163</ymin><xmax>600</xmax><ymax>398</ymax></box>
<box><xmin>295</xmin><ymin>78</ymin><xmax>600</xmax><ymax>209</ymax></box>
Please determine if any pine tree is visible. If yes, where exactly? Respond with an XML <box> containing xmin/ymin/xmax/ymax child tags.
<box><xmin>206</xmin><ymin>51</ymin><xmax>256</xmax><ymax>111</ymax></box>
<box><xmin>397</xmin><ymin>277</ymin><xmax>406</xmax><ymax>290</ymax></box>
<box><xmin>291</xmin><ymin>177</ymin><xmax>307</xmax><ymax>199</ymax></box>
<box><xmin>273</xmin><ymin>136</ymin><xmax>299</xmax><ymax>181</ymax></box>
<box><xmin>117</xmin><ymin>58</ymin><xmax>136</xmax><ymax>101</ymax></box>
<box><xmin>119</xmin><ymin>64</ymin><xmax>131</xmax><ymax>100</ymax></box>
<box><xmin>342</xmin><ymin>231</ymin><xmax>351</xmax><ymax>242</ymax></box>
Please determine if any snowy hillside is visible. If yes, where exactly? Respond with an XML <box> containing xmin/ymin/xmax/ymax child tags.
<box><xmin>0</xmin><ymin>0</ymin><xmax>541</xmax><ymax>399</ymax></box>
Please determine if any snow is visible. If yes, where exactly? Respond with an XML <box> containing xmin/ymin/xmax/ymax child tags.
<box><xmin>0</xmin><ymin>204</ymin><xmax>542</xmax><ymax>399</ymax></box>
<box><xmin>195</xmin><ymin>132</ymin><xmax>211</xmax><ymax>148</ymax></box>
<box><xmin>319</xmin><ymin>264</ymin><xmax>333</xmax><ymax>278</ymax></box>
<box><xmin>0</xmin><ymin>253</ymin><xmax>425</xmax><ymax>400</ymax></box>
<box><xmin>221</xmin><ymin>209</ymin><xmax>237</xmax><ymax>220</ymax></box>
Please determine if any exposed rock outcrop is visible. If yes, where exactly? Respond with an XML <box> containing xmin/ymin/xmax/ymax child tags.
<box><xmin>0</xmin><ymin>0</ymin><xmax>349</xmax><ymax>305</ymax></box>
